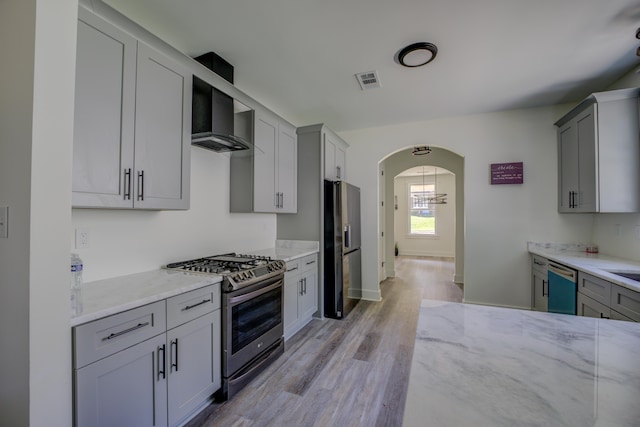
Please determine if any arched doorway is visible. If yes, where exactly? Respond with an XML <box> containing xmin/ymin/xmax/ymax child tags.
<box><xmin>378</xmin><ymin>146</ymin><xmax>464</xmax><ymax>288</ymax></box>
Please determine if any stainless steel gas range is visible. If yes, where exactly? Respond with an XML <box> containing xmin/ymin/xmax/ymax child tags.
<box><xmin>165</xmin><ymin>253</ymin><xmax>286</xmax><ymax>399</ymax></box>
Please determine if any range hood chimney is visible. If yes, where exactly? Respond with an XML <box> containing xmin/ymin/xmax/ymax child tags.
<box><xmin>192</xmin><ymin>52</ymin><xmax>251</xmax><ymax>152</ymax></box>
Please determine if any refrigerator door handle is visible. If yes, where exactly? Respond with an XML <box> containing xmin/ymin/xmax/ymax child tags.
<box><xmin>344</xmin><ymin>224</ymin><xmax>351</xmax><ymax>249</ymax></box>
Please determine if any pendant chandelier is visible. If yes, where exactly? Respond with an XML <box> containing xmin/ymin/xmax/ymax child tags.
<box><xmin>423</xmin><ymin>166</ymin><xmax>447</xmax><ymax>205</ymax></box>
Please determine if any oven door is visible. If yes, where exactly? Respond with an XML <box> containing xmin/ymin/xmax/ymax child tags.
<box><xmin>223</xmin><ymin>274</ymin><xmax>283</xmax><ymax>376</ymax></box>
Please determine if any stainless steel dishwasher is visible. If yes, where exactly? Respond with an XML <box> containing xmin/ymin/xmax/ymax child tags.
<box><xmin>547</xmin><ymin>262</ymin><xmax>578</xmax><ymax>315</ymax></box>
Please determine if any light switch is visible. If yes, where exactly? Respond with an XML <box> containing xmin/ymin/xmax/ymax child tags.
<box><xmin>0</xmin><ymin>206</ymin><xmax>7</xmax><ymax>238</ymax></box>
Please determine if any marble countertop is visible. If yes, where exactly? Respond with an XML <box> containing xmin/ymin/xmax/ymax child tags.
<box><xmin>528</xmin><ymin>242</ymin><xmax>640</xmax><ymax>293</ymax></box>
<box><xmin>70</xmin><ymin>270</ymin><xmax>222</xmax><ymax>327</ymax></box>
<box><xmin>403</xmin><ymin>300</ymin><xmax>640</xmax><ymax>427</ymax></box>
<box><xmin>70</xmin><ymin>240</ymin><xmax>318</xmax><ymax>327</ymax></box>
<box><xmin>249</xmin><ymin>240</ymin><xmax>319</xmax><ymax>262</ymax></box>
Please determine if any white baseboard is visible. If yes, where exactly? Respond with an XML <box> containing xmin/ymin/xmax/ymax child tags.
<box><xmin>399</xmin><ymin>250</ymin><xmax>455</xmax><ymax>258</ymax></box>
<box><xmin>360</xmin><ymin>288</ymin><xmax>382</xmax><ymax>302</ymax></box>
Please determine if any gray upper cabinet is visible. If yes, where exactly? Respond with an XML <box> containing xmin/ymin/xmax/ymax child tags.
<box><xmin>72</xmin><ymin>8</ymin><xmax>191</xmax><ymax>210</ymax></box>
<box><xmin>230</xmin><ymin>110</ymin><xmax>297</xmax><ymax>213</ymax></box>
<box><xmin>73</xmin><ymin>10</ymin><xmax>136</xmax><ymax>208</ymax></box>
<box><xmin>555</xmin><ymin>88</ymin><xmax>640</xmax><ymax>213</ymax></box>
<box><xmin>324</xmin><ymin>130</ymin><xmax>347</xmax><ymax>181</ymax></box>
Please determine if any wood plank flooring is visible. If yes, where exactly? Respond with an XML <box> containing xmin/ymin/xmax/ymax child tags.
<box><xmin>186</xmin><ymin>256</ymin><xmax>462</xmax><ymax>427</ymax></box>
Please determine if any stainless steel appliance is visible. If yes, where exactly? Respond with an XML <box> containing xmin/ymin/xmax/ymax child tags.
<box><xmin>548</xmin><ymin>262</ymin><xmax>577</xmax><ymax>315</ymax></box>
<box><xmin>324</xmin><ymin>180</ymin><xmax>362</xmax><ymax>319</ymax></box>
<box><xmin>165</xmin><ymin>253</ymin><xmax>285</xmax><ymax>399</ymax></box>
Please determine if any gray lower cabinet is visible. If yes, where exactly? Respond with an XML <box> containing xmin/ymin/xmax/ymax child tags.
<box><xmin>76</xmin><ymin>333</ymin><xmax>168</xmax><ymax>427</ymax></box>
<box><xmin>167</xmin><ymin>311</ymin><xmax>221</xmax><ymax>426</ymax></box>
<box><xmin>577</xmin><ymin>292</ymin><xmax>610</xmax><ymax>319</ymax></box>
<box><xmin>73</xmin><ymin>284</ymin><xmax>221</xmax><ymax>427</ymax></box>
<box><xmin>531</xmin><ymin>255</ymin><xmax>548</xmax><ymax>311</ymax></box>
<box><xmin>577</xmin><ymin>271</ymin><xmax>639</xmax><ymax>323</ymax></box>
<box><xmin>73</xmin><ymin>7</ymin><xmax>191</xmax><ymax>210</ymax></box>
<box><xmin>283</xmin><ymin>254</ymin><xmax>318</xmax><ymax>340</ymax></box>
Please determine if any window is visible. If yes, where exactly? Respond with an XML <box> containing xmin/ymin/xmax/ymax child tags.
<box><xmin>409</xmin><ymin>183</ymin><xmax>435</xmax><ymax>235</ymax></box>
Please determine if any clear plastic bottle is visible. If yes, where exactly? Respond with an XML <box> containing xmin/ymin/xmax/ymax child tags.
<box><xmin>70</xmin><ymin>253</ymin><xmax>83</xmax><ymax>315</ymax></box>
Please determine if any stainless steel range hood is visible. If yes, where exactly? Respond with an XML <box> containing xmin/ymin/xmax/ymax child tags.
<box><xmin>192</xmin><ymin>52</ymin><xmax>251</xmax><ymax>152</ymax></box>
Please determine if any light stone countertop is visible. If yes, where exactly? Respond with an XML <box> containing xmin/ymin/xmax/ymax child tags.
<box><xmin>70</xmin><ymin>270</ymin><xmax>222</xmax><ymax>327</ymax></box>
<box><xmin>249</xmin><ymin>240</ymin><xmax>320</xmax><ymax>262</ymax></box>
<box><xmin>528</xmin><ymin>242</ymin><xmax>640</xmax><ymax>293</ymax></box>
<box><xmin>70</xmin><ymin>240</ymin><xmax>318</xmax><ymax>327</ymax></box>
<box><xmin>403</xmin><ymin>300</ymin><xmax>640</xmax><ymax>427</ymax></box>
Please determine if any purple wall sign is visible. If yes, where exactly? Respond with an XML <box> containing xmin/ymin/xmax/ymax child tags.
<box><xmin>490</xmin><ymin>162</ymin><xmax>523</xmax><ymax>185</ymax></box>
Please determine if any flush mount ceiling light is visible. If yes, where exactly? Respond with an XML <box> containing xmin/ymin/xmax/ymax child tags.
<box><xmin>397</xmin><ymin>42</ymin><xmax>438</xmax><ymax>67</ymax></box>
<box><xmin>412</xmin><ymin>146</ymin><xmax>432</xmax><ymax>155</ymax></box>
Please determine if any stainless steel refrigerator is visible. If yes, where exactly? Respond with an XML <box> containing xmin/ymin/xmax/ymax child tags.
<box><xmin>324</xmin><ymin>180</ymin><xmax>361</xmax><ymax>319</ymax></box>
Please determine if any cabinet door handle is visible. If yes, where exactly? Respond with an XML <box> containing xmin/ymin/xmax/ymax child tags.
<box><xmin>183</xmin><ymin>298</ymin><xmax>211</xmax><ymax>311</ymax></box>
<box><xmin>137</xmin><ymin>170</ymin><xmax>145</xmax><ymax>201</ymax></box>
<box><xmin>303</xmin><ymin>277</ymin><xmax>307</xmax><ymax>294</ymax></box>
<box><xmin>287</xmin><ymin>266</ymin><xmax>298</xmax><ymax>273</ymax></box>
<box><xmin>542</xmin><ymin>280</ymin><xmax>548</xmax><ymax>296</ymax></box>
<box><xmin>124</xmin><ymin>168</ymin><xmax>132</xmax><ymax>200</ymax></box>
<box><xmin>102</xmin><ymin>321</ymin><xmax>150</xmax><ymax>341</ymax></box>
<box><xmin>337</xmin><ymin>166</ymin><xmax>341</xmax><ymax>179</ymax></box>
<box><xmin>306</xmin><ymin>260</ymin><xmax>316</xmax><ymax>265</ymax></box>
<box><xmin>157</xmin><ymin>344</ymin><xmax>166</xmax><ymax>380</ymax></box>
<box><xmin>171</xmin><ymin>338</ymin><xmax>179</xmax><ymax>372</ymax></box>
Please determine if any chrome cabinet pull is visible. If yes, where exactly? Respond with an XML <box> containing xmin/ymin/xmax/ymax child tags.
<box><xmin>336</xmin><ymin>166</ymin><xmax>341</xmax><ymax>179</ymax></box>
<box><xmin>137</xmin><ymin>170</ymin><xmax>144</xmax><ymax>201</ymax></box>
<box><xmin>157</xmin><ymin>344</ymin><xmax>166</xmax><ymax>380</ymax></box>
<box><xmin>306</xmin><ymin>260</ymin><xmax>316</xmax><ymax>265</ymax></box>
<box><xmin>102</xmin><ymin>321</ymin><xmax>150</xmax><ymax>341</ymax></box>
<box><xmin>303</xmin><ymin>277</ymin><xmax>307</xmax><ymax>295</ymax></box>
<box><xmin>286</xmin><ymin>266</ymin><xmax>298</xmax><ymax>273</ymax></box>
<box><xmin>183</xmin><ymin>298</ymin><xmax>211</xmax><ymax>311</ymax></box>
<box><xmin>124</xmin><ymin>168</ymin><xmax>132</xmax><ymax>200</ymax></box>
<box><xmin>171</xmin><ymin>339</ymin><xmax>179</xmax><ymax>372</ymax></box>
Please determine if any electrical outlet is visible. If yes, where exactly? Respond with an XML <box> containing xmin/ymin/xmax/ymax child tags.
<box><xmin>75</xmin><ymin>228</ymin><xmax>89</xmax><ymax>249</ymax></box>
<box><xmin>0</xmin><ymin>206</ymin><xmax>7</xmax><ymax>238</ymax></box>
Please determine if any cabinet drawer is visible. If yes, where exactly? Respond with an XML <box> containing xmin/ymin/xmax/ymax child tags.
<box><xmin>531</xmin><ymin>255</ymin><xmax>548</xmax><ymax>274</ymax></box>
<box><xmin>610</xmin><ymin>284</ymin><xmax>640</xmax><ymax>322</ymax></box>
<box><xmin>578</xmin><ymin>272</ymin><xmax>611</xmax><ymax>305</ymax></box>
<box><xmin>285</xmin><ymin>259</ymin><xmax>301</xmax><ymax>275</ymax></box>
<box><xmin>166</xmin><ymin>283</ymin><xmax>220</xmax><ymax>330</ymax></box>
<box><xmin>299</xmin><ymin>254</ymin><xmax>318</xmax><ymax>274</ymax></box>
<box><xmin>73</xmin><ymin>300</ymin><xmax>166</xmax><ymax>368</ymax></box>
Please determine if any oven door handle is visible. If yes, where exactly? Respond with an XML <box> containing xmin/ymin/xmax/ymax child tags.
<box><xmin>228</xmin><ymin>278</ymin><xmax>283</xmax><ymax>305</ymax></box>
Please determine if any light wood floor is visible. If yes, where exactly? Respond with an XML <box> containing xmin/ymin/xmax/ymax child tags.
<box><xmin>187</xmin><ymin>256</ymin><xmax>462</xmax><ymax>427</ymax></box>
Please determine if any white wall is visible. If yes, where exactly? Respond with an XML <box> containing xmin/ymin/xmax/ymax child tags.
<box><xmin>0</xmin><ymin>0</ymin><xmax>76</xmax><ymax>425</ymax></box>
<box><xmin>394</xmin><ymin>172</ymin><xmax>455</xmax><ymax>258</ymax></box>
<box><xmin>72</xmin><ymin>148</ymin><xmax>277</xmax><ymax>282</ymax></box>
<box><xmin>340</xmin><ymin>105</ymin><xmax>595</xmax><ymax>309</ymax></box>
<box><xmin>591</xmin><ymin>67</ymin><xmax>640</xmax><ymax>261</ymax></box>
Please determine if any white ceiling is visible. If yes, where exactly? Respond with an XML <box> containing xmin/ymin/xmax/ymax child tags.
<box><xmin>104</xmin><ymin>0</ymin><xmax>640</xmax><ymax>132</ymax></box>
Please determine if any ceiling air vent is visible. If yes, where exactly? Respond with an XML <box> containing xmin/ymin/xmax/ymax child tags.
<box><xmin>355</xmin><ymin>70</ymin><xmax>381</xmax><ymax>90</ymax></box>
